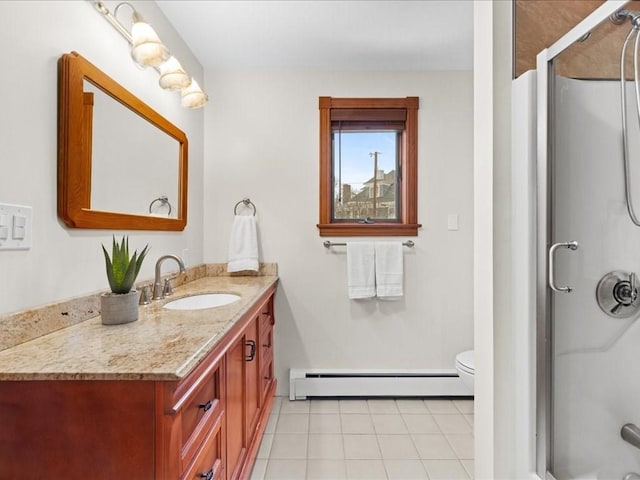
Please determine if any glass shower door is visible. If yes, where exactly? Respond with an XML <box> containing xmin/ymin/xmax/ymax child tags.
<box><xmin>547</xmin><ymin>13</ymin><xmax>640</xmax><ymax>478</ymax></box>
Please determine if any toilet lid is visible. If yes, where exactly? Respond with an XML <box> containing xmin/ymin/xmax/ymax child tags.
<box><xmin>456</xmin><ymin>350</ymin><xmax>474</xmax><ymax>372</ymax></box>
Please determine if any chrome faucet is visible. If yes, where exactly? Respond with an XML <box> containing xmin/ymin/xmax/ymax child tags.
<box><xmin>153</xmin><ymin>254</ymin><xmax>186</xmax><ymax>300</ymax></box>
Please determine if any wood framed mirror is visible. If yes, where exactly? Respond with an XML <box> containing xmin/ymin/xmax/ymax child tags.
<box><xmin>58</xmin><ymin>51</ymin><xmax>188</xmax><ymax>230</ymax></box>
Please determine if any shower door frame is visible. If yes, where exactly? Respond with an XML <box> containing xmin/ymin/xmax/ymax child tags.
<box><xmin>535</xmin><ymin>1</ymin><xmax>628</xmax><ymax>478</ymax></box>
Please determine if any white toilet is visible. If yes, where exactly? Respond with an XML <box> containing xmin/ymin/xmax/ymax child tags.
<box><xmin>455</xmin><ymin>350</ymin><xmax>475</xmax><ymax>394</ymax></box>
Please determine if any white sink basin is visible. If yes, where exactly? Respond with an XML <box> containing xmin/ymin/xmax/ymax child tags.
<box><xmin>163</xmin><ymin>293</ymin><xmax>241</xmax><ymax>310</ymax></box>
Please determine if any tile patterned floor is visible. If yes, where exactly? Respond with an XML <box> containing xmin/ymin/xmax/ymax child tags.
<box><xmin>250</xmin><ymin>398</ymin><xmax>474</xmax><ymax>480</ymax></box>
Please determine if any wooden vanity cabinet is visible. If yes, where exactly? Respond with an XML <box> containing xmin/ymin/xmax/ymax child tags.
<box><xmin>0</xmin><ymin>288</ymin><xmax>277</xmax><ymax>480</ymax></box>
<box><xmin>225</xmin><ymin>295</ymin><xmax>276</xmax><ymax>480</ymax></box>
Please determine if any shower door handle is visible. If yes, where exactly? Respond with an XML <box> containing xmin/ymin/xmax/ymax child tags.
<box><xmin>622</xmin><ymin>423</ymin><xmax>640</xmax><ymax>452</ymax></box>
<box><xmin>548</xmin><ymin>241</ymin><xmax>579</xmax><ymax>293</ymax></box>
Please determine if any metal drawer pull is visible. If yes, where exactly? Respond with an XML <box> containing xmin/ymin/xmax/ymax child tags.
<box><xmin>548</xmin><ymin>241</ymin><xmax>579</xmax><ymax>293</ymax></box>
<box><xmin>198</xmin><ymin>400</ymin><xmax>213</xmax><ymax>412</ymax></box>
<box><xmin>200</xmin><ymin>468</ymin><xmax>214</xmax><ymax>480</ymax></box>
<box><xmin>245</xmin><ymin>340</ymin><xmax>256</xmax><ymax>361</ymax></box>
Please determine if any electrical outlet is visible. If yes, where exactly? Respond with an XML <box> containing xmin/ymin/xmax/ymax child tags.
<box><xmin>447</xmin><ymin>214</ymin><xmax>459</xmax><ymax>231</ymax></box>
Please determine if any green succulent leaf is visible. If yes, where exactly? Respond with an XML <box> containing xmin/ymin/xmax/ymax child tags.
<box><xmin>101</xmin><ymin>235</ymin><xmax>149</xmax><ymax>294</ymax></box>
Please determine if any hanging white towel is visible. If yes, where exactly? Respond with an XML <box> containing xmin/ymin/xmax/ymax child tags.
<box><xmin>375</xmin><ymin>241</ymin><xmax>404</xmax><ymax>298</ymax></box>
<box><xmin>227</xmin><ymin>215</ymin><xmax>259</xmax><ymax>272</ymax></box>
<box><xmin>347</xmin><ymin>242</ymin><xmax>376</xmax><ymax>299</ymax></box>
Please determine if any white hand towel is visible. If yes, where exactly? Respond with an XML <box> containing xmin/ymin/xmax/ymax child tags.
<box><xmin>227</xmin><ymin>215</ymin><xmax>259</xmax><ymax>273</ymax></box>
<box><xmin>375</xmin><ymin>241</ymin><xmax>404</xmax><ymax>298</ymax></box>
<box><xmin>347</xmin><ymin>242</ymin><xmax>376</xmax><ymax>299</ymax></box>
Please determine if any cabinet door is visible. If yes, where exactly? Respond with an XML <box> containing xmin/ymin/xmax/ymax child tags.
<box><xmin>245</xmin><ymin>315</ymin><xmax>261</xmax><ymax>440</ymax></box>
<box><xmin>225</xmin><ymin>335</ymin><xmax>246</xmax><ymax>480</ymax></box>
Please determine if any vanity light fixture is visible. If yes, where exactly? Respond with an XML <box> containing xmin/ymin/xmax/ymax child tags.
<box><xmin>158</xmin><ymin>56</ymin><xmax>191</xmax><ymax>90</ymax></box>
<box><xmin>93</xmin><ymin>1</ymin><xmax>208</xmax><ymax>108</ymax></box>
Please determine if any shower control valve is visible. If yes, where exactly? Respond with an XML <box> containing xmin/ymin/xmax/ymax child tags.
<box><xmin>596</xmin><ymin>270</ymin><xmax>640</xmax><ymax>318</ymax></box>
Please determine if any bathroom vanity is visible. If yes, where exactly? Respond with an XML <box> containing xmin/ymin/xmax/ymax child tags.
<box><xmin>0</xmin><ymin>271</ymin><xmax>277</xmax><ymax>480</ymax></box>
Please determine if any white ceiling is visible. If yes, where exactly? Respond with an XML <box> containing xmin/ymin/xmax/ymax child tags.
<box><xmin>156</xmin><ymin>0</ymin><xmax>474</xmax><ymax>71</ymax></box>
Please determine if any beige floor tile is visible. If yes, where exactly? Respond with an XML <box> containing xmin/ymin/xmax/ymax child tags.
<box><xmin>464</xmin><ymin>414</ymin><xmax>474</xmax><ymax>428</ymax></box>
<box><xmin>422</xmin><ymin>459</ymin><xmax>470</xmax><ymax>480</ymax></box>
<box><xmin>461</xmin><ymin>459</ymin><xmax>474</xmax><ymax>479</ymax></box>
<box><xmin>270</xmin><ymin>396</ymin><xmax>283</xmax><ymax>415</ymax></box>
<box><xmin>368</xmin><ymin>399</ymin><xmax>399</xmax><ymax>414</ymax></box>
<box><xmin>402</xmin><ymin>413</ymin><xmax>442</xmax><ymax>434</ymax></box>
<box><xmin>377</xmin><ymin>434</ymin><xmax>420</xmax><ymax>459</ymax></box>
<box><xmin>257</xmin><ymin>434</ymin><xmax>274</xmax><ymax>459</ymax></box>
<box><xmin>307</xmin><ymin>459</ymin><xmax>348</xmax><ymax>479</ymax></box>
<box><xmin>250</xmin><ymin>458</ymin><xmax>267</xmax><ymax>480</ymax></box>
<box><xmin>424</xmin><ymin>399</ymin><xmax>459</xmax><ymax>414</ymax></box>
<box><xmin>275</xmin><ymin>413</ymin><xmax>309</xmax><ymax>433</ymax></box>
<box><xmin>412</xmin><ymin>434</ymin><xmax>457</xmax><ymax>460</ymax></box>
<box><xmin>345</xmin><ymin>459</ymin><xmax>388</xmax><ymax>479</ymax></box>
<box><xmin>396</xmin><ymin>399</ymin><xmax>430</xmax><ymax>414</ymax></box>
<box><xmin>308</xmin><ymin>434</ymin><xmax>345</xmax><ymax>459</ymax></box>
<box><xmin>280</xmin><ymin>399</ymin><xmax>311</xmax><ymax>414</ymax></box>
<box><xmin>446</xmin><ymin>434</ymin><xmax>474</xmax><ymax>459</ymax></box>
<box><xmin>269</xmin><ymin>433</ymin><xmax>309</xmax><ymax>459</ymax></box>
<box><xmin>310</xmin><ymin>399</ymin><xmax>341</xmax><ymax>414</ymax></box>
<box><xmin>453</xmin><ymin>399</ymin><xmax>474</xmax><ymax>414</ymax></box>
<box><xmin>264</xmin><ymin>412</ymin><xmax>279</xmax><ymax>434</ymax></box>
<box><xmin>264</xmin><ymin>459</ymin><xmax>307</xmax><ymax>479</ymax></box>
<box><xmin>341</xmin><ymin>414</ymin><xmax>375</xmax><ymax>434</ymax></box>
<box><xmin>339</xmin><ymin>399</ymin><xmax>370</xmax><ymax>414</ymax></box>
<box><xmin>372</xmin><ymin>414</ymin><xmax>410</xmax><ymax>434</ymax></box>
<box><xmin>384</xmin><ymin>459</ymin><xmax>429</xmax><ymax>479</ymax></box>
<box><xmin>343</xmin><ymin>434</ymin><xmax>382</xmax><ymax>459</ymax></box>
<box><xmin>433</xmin><ymin>414</ymin><xmax>473</xmax><ymax>434</ymax></box>
<box><xmin>310</xmin><ymin>413</ymin><xmax>342</xmax><ymax>434</ymax></box>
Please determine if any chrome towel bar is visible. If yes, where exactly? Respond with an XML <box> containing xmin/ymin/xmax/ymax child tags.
<box><xmin>324</xmin><ymin>240</ymin><xmax>415</xmax><ymax>249</ymax></box>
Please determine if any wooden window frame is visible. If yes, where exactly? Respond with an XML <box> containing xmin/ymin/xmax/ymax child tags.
<box><xmin>317</xmin><ymin>96</ymin><xmax>421</xmax><ymax>236</ymax></box>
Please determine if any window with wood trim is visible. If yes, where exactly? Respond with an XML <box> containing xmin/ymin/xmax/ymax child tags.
<box><xmin>317</xmin><ymin>96</ymin><xmax>421</xmax><ymax>236</ymax></box>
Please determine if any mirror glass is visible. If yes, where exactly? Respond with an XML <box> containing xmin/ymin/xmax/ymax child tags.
<box><xmin>58</xmin><ymin>52</ymin><xmax>188</xmax><ymax>231</ymax></box>
<box><xmin>85</xmin><ymin>82</ymin><xmax>180</xmax><ymax>218</ymax></box>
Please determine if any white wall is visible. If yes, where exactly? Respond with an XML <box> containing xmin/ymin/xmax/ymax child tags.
<box><xmin>203</xmin><ymin>69</ymin><xmax>474</xmax><ymax>395</ymax></box>
<box><xmin>473</xmin><ymin>3</ymin><xmax>496</xmax><ymax>477</ymax></box>
<box><xmin>0</xmin><ymin>1</ymin><xmax>204</xmax><ymax>315</ymax></box>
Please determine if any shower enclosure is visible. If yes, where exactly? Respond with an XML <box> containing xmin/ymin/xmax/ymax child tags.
<box><xmin>536</xmin><ymin>1</ymin><xmax>640</xmax><ymax>479</ymax></box>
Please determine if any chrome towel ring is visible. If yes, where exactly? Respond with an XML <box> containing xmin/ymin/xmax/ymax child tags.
<box><xmin>234</xmin><ymin>198</ymin><xmax>257</xmax><ymax>216</ymax></box>
<box><xmin>149</xmin><ymin>195</ymin><xmax>172</xmax><ymax>216</ymax></box>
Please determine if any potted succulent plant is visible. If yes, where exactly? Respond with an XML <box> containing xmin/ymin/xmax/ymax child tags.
<box><xmin>100</xmin><ymin>235</ymin><xmax>149</xmax><ymax>325</ymax></box>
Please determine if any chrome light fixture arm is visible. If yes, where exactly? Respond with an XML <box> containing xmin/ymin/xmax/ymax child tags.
<box><xmin>94</xmin><ymin>1</ymin><xmax>133</xmax><ymax>44</ymax></box>
<box><xmin>92</xmin><ymin>1</ymin><xmax>208</xmax><ymax>108</ymax></box>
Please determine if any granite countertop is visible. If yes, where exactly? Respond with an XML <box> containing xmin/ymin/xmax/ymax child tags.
<box><xmin>0</xmin><ymin>274</ymin><xmax>278</xmax><ymax>381</ymax></box>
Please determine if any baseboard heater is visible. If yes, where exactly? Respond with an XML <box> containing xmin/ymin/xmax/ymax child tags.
<box><xmin>289</xmin><ymin>368</ymin><xmax>470</xmax><ymax>400</ymax></box>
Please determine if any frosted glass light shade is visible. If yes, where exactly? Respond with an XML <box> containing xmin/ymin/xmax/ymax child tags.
<box><xmin>130</xmin><ymin>21</ymin><xmax>169</xmax><ymax>67</ymax></box>
<box><xmin>158</xmin><ymin>57</ymin><xmax>191</xmax><ymax>90</ymax></box>
<box><xmin>181</xmin><ymin>79</ymin><xmax>208</xmax><ymax>109</ymax></box>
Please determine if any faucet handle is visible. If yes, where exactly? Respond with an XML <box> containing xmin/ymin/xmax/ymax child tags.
<box><xmin>138</xmin><ymin>284</ymin><xmax>151</xmax><ymax>305</ymax></box>
<box><xmin>163</xmin><ymin>277</ymin><xmax>175</xmax><ymax>297</ymax></box>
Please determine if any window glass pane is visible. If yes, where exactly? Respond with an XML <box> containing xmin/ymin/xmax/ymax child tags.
<box><xmin>332</xmin><ymin>130</ymin><xmax>399</xmax><ymax>221</ymax></box>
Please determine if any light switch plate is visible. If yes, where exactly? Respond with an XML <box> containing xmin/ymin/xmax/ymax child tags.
<box><xmin>0</xmin><ymin>203</ymin><xmax>32</xmax><ymax>250</ymax></box>
<box><xmin>447</xmin><ymin>214</ymin><xmax>459</xmax><ymax>231</ymax></box>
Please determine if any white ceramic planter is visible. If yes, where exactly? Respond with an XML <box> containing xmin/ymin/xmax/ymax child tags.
<box><xmin>100</xmin><ymin>290</ymin><xmax>139</xmax><ymax>325</ymax></box>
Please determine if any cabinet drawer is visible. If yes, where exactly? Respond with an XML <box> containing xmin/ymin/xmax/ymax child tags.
<box><xmin>260</xmin><ymin>298</ymin><xmax>274</xmax><ymax>331</ymax></box>
<box><xmin>181</xmin><ymin>416</ymin><xmax>224</xmax><ymax>480</ymax></box>
<box><xmin>261</xmin><ymin>356</ymin><xmax>274</xmax><ymax>395</ymax></box>
<box><xmin>260</xmin><ymin>326</ymin><xmax>273</xmax><ymax>357</ymax></box>
<box><xmin>180</xmin><ymin>364</ymin><xmax>222</xmax><ymax>468</ymax></box>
